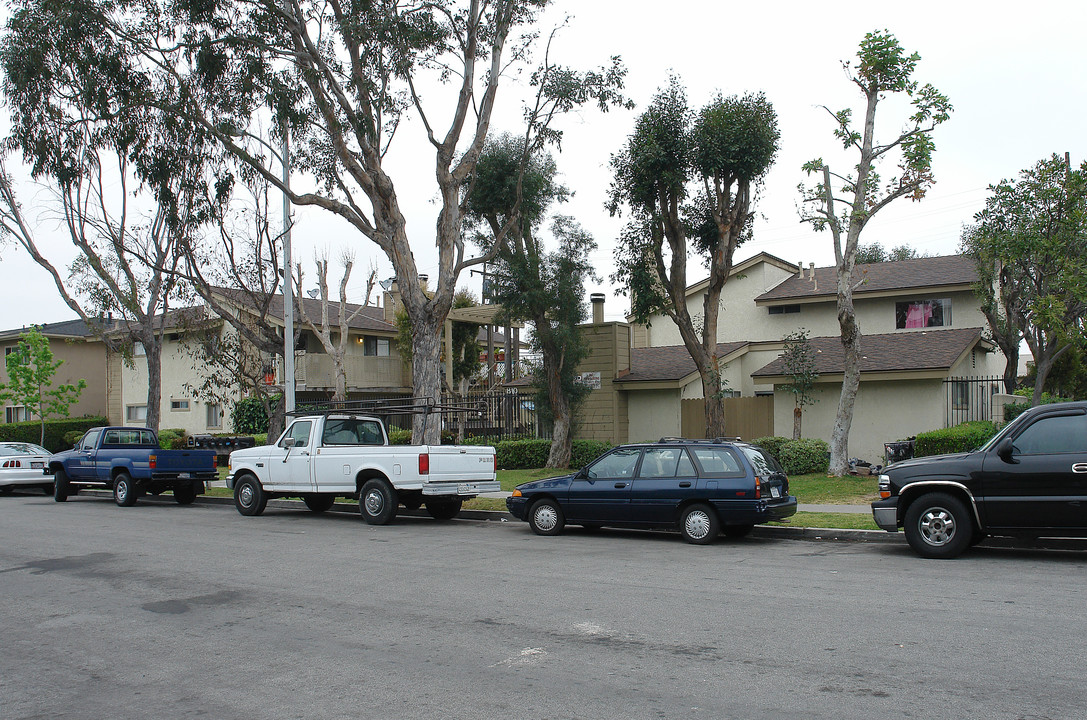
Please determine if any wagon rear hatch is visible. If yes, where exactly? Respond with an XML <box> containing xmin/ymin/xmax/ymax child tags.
<box><xmin>740</xmin><ymin>445</ymin><xmax>790</xmax><ymax>500</ymax></box>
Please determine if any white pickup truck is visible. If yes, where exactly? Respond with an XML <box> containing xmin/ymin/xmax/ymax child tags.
<box><xmin>225</xmin><ymin>412</ymin><xmax>498</xmax><ymax>524</ymax></box>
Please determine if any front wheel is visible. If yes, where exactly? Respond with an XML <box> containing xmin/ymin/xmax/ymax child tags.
<box><xmin>53</xmin><ymin>469</ymin><xmax>70</xmax><ymax>502</ymax></box>
<box><xmin>903</xmin><ymin>492</ymin><xmax>974</xmax><ymax>559</ymax></box>
<box><xmin>425</xmin><ymin>498</ymin><xmax>462</xmax><ymax>521</ymax></box>
<box><xmin>360</xmin><ymin>479</ymin><xmax>397</xmax><ymax>525</ymax></box>
<box><xmin>679</xmin><ymin>504</ymin><xmax>720</xmax><ymax>545</ymax></box>
<box><xmin>113</xmin><ymin>473</ymin><xmax>139</xmax><ymax>507</ymax></box>
<box><xmin>234</xmin><ymin>475</ymin><xmax>268</xmax><ymax>516</ymax></box>
<box><xmin>304</xmin><ymin>494</ymin><xmax>336</xmax><ymax>513</ymax></box>
<box><xmin>528</xmin><ymin>498</ymin><xmax>565</xmax><ymax>536</ymax></box>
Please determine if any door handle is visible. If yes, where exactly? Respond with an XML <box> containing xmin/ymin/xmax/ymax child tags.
<box><xmin>679</xmin><ymin>481</ymin><xmax>692</xmax><ymax>488</ymax></box>
<box><xmin>1073</xmin><ymin>463</ymin><xmax>1087</xmax><ymax>473</ymax></box>
<box><xmin>614</xmin><ymin>482</ymin><xmax>627</xmax><ymax>488</ymax></box>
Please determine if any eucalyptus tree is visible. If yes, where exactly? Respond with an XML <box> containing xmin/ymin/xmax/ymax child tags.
<box><xmin>609</xmin><ymin>79</ymin><xmax>779</xmax><ymax>438</ymax></box>
<box><xmin>799</xmin><ymin>30</ymin><xmax>952</xmax><ymax>475</ymax></box>
<box><xmin>2</xmin><ymin>0</ymin><xmax>628</xmax><ymax>443</ymax></box>
<box><xmin>962</xmin><ymin>154</ymin><xmax>1087</xmax><ymax>404</ymax></box>
<box><xmin>465</xmin><ymin>133</ymin><xmax>596</xmax><ymax>467</ymax></box>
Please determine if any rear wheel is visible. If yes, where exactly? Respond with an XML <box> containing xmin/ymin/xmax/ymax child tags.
<box><xmin>903</xmin><ymin>492</ymin><xmax>973</xmax><ymax>559</ymax></box>
<box><xmin>425</xmin><ymin>498</ymin><xmax>462</xmax><ymax>521</ymax></box>
<box><xmin>53</xmin><ymin>469</ymin><xmax>70</xmax><ymax>502</ymax></box>
<box><xmin>679</xmin><ymin>504</ymin><xmax>720</xmax><ymax>545</ymax></box>
<box><xmin>234</xmin><ymin>475</ymin><xmax>268</xmax><ymax>516</ymax></box>
<box><xmin>114</xmin><ymin>473</ymin><xmax>139</xmax><ymax>507</ymax></box>
<box><xmin>360</xmin><ymin>479</ymin><xmax>397</xmax><ymax>525</ymax></box>
<box><xmin>723</xmin><ymin>524</ymin><xmax>754</xmax><ymax>539</ymax></box>
<box><xmin>528</xmin><ymin>498</ymin><xmax>565</xmax><ymax>536</ymax></box>
<box><xmin>173</xmin><ymin>480</ymin><xmax>199</xmax><ymax>505</ymax></box>
<box><xmin>304</xmin><ymin>494</ymin><xmax>335</xmax><ymax>513</ymax></box>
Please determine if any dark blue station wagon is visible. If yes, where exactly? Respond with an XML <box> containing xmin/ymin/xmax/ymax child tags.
<box><xmin>506</xmin><ymin>439</ymin><xmax>798</xmax><ymax>544</ymax></box>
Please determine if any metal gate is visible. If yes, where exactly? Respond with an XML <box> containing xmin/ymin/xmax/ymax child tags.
<box><xmin>943</xmin><ymin>376</ymin><xmax>1003</xmax><ymax>426</ymax></box>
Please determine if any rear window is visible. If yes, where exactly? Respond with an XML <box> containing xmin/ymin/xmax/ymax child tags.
<box><xmin>321</xmin><ymin>418</ymin><xmax>385</xmax><ymax>446</ymax></box>
<box><xmin>741</xmin><ymin>446</ymin><xmax>784</xmax><ymax>476</ymax></box>
<box><xmin>101</xmin><ymin>429</ymin><xmax>157</xmax><ymax>447</ymax></box>
<box><xmin>690</xmin><ymin>447</ymin><xmax>745</xmax><ymax>477</ymax></box>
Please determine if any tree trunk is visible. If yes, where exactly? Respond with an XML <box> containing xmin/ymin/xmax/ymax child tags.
<box><xmin>144</xmin><ymin>334</ymin><xmax>163</xmax><ymax>433</ymax></box>
<box><xmin>696</xmin><ymin>363</ymin><xmax>727</xmax><ymax>438</ymax></box>
<box><xmin>333</xmin><ymin>355</ymin><xmax>347</xmax><ymax>403</ymax></box>
<box><xmin>410</xmin><ymin>321</ymin><xmax>443</xmax><ymax>445</ymax></box>
<box><xmin>829</xmin><ymin>287</ymin><xmax>861</xmax><ymax>476</ymax></box>
<box><xmin>792</xmin><ymin>406</ymin><xmax>802</xmax><ymax>441</ymax></box>
<box><xmin>544</xmin><ymin>361</ymin><xmax>573</xmax><ymax>469</ymax></box>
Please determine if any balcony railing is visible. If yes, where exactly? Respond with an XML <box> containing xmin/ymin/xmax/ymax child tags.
<box><xmin>276</xmin><ymin>352</ymin><xmax>407</xmax><ymax>390</ymax></box>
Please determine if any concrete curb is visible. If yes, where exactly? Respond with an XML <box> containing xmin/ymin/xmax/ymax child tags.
<box><xmin>77</xmin><ymin>490</ymin><xmax>1087</xmax><ymax>551</ymax></box>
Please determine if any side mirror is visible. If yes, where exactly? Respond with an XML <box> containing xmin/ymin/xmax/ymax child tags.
<box><xmin>281</xmin><ymin>437</ymin><xmax>296</xmax><ymax>449</ymax></box>
<box><xmin>996</xmin><ymin>437</ymin><xmax>1017</xmax><ymax>463</ymax></box>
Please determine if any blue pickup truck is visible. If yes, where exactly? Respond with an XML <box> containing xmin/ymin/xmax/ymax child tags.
<box><xmin>48</xmin><ymin>426</ymin><xmax>218</xmax><ymax>507</ymax></box>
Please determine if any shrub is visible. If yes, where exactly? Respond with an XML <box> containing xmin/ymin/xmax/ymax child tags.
<box><xmin>777</xmin><ymin>438</ymin><xmax>830</xmax><ymax>475</ymax></box>
<box><xmin>750</xmin><ymin>436</ymin><xmax>790</xmax><ymax>463</ymax></box>
<box><xmin>570</xmin><ymin>440</ymin><xmax>612</xmax><ymax>468</ymax></box>
<box><xmin>232</xmin><ymin>396</ymin><xmax>279</xmax><ymax>434</ymax></box>
<box><xmin>157</xmin><ymin>428</ymin><xmax>189</xmax><ymax>450</ymax></box>
<box><xmin>388</xmin><ymin>429</ymin><xmax>412</xmax><ymax>445</ymax></box>
<box><xmin>252</xmin><ymin>433</ymin><xmax>268</xmax><ymax>446</ymax></box>
<box><xmin>914</xmin><ymin>421</ymin><xmax>1002</xmax><ymax>457</ymax></box>
<box><xmin>495</xmin><ymin>439</ymin><xmax>550</xmax><ymax>469</ymax></box>
<box><xmin>1003</xmin><ymin>402</ymin><xmax>1030</xmax><ymax>422</ymax></box>
<box><xmin>0</xmin><ymin>416</ymin><xmax>108</xmax><ymax>452</ymax></box>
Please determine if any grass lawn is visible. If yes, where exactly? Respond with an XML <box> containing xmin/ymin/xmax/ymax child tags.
<box><xmin>770</xmin><ymin>512</ymin><xmax>879</xmax><ymax>531</ymax></box>
<box><xmin>786</xmin><ymin>472</ymin><xmax>879</xmax><ymax>505</ymax></box>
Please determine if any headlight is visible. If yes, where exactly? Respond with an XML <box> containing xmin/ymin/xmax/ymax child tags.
<box><xmin>878</xmin><ymin>474</ymin><xmax>891</xmax><ymax>499</ymax></box>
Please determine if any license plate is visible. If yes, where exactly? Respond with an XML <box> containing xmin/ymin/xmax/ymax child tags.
<box><xmin>31</xmin><ymin>462</ymin><xmax>43</xmax><ymax>469</ymax></box>
<box><xmin>179</xmin><ymin>472</ymin><xmax>191</xmax><ymax>479</ymax></box>
<box><xmin>770</xmin><ymin>486</ymin><xmax>781</xmax><ymax>499</ymax></box>
<box><xmin>458</xmin><ymin>483</ymin><xmax>472</xmax><ymax>494</ymax></box>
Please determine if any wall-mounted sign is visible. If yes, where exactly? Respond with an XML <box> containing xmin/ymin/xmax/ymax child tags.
<box><xmin>577</xmin><ymin>371</ymin><xmax>601</xmax><ymax>390</ymax></box>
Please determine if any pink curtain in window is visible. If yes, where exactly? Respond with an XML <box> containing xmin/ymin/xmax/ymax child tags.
<box><xmin>905</xmin><ymin>302</ymin><xmax>932</xmax><ymax>328</ymax></box>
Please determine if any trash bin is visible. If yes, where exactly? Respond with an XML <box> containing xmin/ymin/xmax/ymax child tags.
<box><xmin>884</xmin><ymin>439</ymin><xmax>915</xmax><ymax>466</ymax></box>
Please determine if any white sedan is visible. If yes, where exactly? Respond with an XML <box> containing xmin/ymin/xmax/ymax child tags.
<box><xmin>0</xmin><ymin>442</ymin><xmax>53</xmax><ymax>495</ymax></box>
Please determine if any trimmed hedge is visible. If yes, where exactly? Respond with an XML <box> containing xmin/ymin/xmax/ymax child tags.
<box><xmin>751</xmin><ymin>436</ymin><xmax>830</xmax><ymax>475</ymax></box>
<box><xmin>0</xmin><ymin>416</ymin><xmax>109</xmax><ymax>453</ymax></box>
<box><xmin>914</xmin><ymin>421</ymin><xmax>1002</xmax><ymax>457</ymax></box>
<box><xmin>157</xmin><ymin>428</ymin><xmax>189</xmax><ymax>450</ymax></box>
<box><xmin>386</xmin><ymin>431</ymin><xmax>610</xmax><ymax>469</ymax></box>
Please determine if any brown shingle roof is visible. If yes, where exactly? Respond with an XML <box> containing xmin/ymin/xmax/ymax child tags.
<box><xmin>752</xmin><ymin>327</ymin><xmax>987</xmax><ymax>377</ymax></box>
<box><xmin>615</xmin><ymin>341</ymin><xmax>750</xmax><ymax>383</ymax></box>
<box><xmin>755</xmin><ymin>254</ymin><xmax>977</xmax><ymax>303</ymax></box>
<box><xmin>213</xmin><ymin>287</ymin><xmax>395</xmax><ymax>333</ymax></box>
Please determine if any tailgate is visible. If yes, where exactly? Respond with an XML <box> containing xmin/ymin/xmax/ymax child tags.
<box><xmin>425</xmin><ymin>445</ymin><xmax>496</xmax><ymax>483</ymax></box>
<box><xmin>153</xmin><ymin>449</ymin><xmax>217</xmax><ymax>473</ymax></box>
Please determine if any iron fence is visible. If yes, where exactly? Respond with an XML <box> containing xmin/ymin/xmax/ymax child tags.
<box><xmin>943</xmin><ymin>376</ymin><xmax>1003</xmax><ymax>427</ymax></box>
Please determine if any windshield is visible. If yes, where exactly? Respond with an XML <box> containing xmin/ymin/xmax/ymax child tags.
<box><xmin>976</xmin><ymin>411</ymin><xmax>1031</xmax><ymax>453</ymax></box>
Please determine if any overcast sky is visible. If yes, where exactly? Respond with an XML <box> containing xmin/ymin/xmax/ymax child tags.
<box><xmin>1</xmin><ymin>0</ymin><xmax>1085</xmax><ymax>331</ymax></box>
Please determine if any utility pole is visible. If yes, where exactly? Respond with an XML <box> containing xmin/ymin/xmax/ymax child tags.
<box><xmin>282</xmin><ymin>130</ymin><xmax>296</xmax><ymax>413</ymax></box>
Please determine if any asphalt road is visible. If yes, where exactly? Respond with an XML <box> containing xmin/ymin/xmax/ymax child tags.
<box><xmin>2</xmin><ymin>490</ymin><xmax>1086</xmax><ymax>720</ymax></box>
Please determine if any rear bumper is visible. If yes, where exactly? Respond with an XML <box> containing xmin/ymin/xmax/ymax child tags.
<box><xmin>715</xmin><ymin>496</ymin><xmax>798</xmax><ymax>525</ymax></box>
<box><xmin>871</xmin><ymin>497</ymin><xmax>900</xmax><ymax>531</ymax></box>
<box><xmin>421</xmin><ymin>480</ymin><xmax>500</xmax><ymax>497</ymax></box>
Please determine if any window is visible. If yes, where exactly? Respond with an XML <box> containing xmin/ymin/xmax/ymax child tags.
<box><xmin>690</xmin><ymin>447</ymin><xmax>745</xmax><ymax>477</ymax></box>
<box><xmin>741</xmin><ymin>447</ymin><xmax>784</xmax><ymax>476</ymax></box>
<box><xmin>321</xmin><ymin>418</ymin><xmax>384</xmax><ymax>445</ymax></box>
<box><xmin>80</xmin><ymin>430</ymin><xmax>102</xmax><ymax>451</ymax></box>
<box><xmin>586</xmin><ymin>448</ymin><xmax>641</xmax><ymax>479</ymax></box>
<box><xmin>280</xmin><ymin>420</ymin><xmax>313</xmax><ymax>448</ymax></box>
<box><xmin>206</xmin><ymin>403</ymin><xmax>222</xmax><ymax>429</ymax></box>
<box><xmin>1013</xmin><ymin>413</ymin><xmax>1087</xmax><ymax>455</ymax></box>
<box><xmin>637</xmin><ymin>448</ymin><xmax>694</xmax><ymax>479</ymax></box>
<box><xmin>126</xmin><ymin>405</ymin><xmax>147</xmax><ymax>422</ymax></box>
<box><xmin>102</xmin><ymin>429</ymin><xmax>156</xmax><ymax>446</ymax></box>
<box><xmin>4</xmin><ymin>406</ymin><xmax>30</xmax><ymax>423</ymax></box>
<box><xmin>171</xmin><ymin>399</ymin><xmax>190</xmax><ymax>411</ymax></box>
<box><xmin>768</xmin><ymin>305</ymin><xmax>801</xmax><ymax>315</ymax></box>
<box><xmin>896</xmin><ymin>298</ymin><xmax>951</xmax><ymax>329</ymax></box>
<box><xmin>363</xmin><ymin>336</ymin><xmax>391</xmax><ymax>357</ymax></box>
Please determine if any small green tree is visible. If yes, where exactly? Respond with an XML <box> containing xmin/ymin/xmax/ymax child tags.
<box><xmin>780</xmin><ymin>329</ymin><xmax>819</xmax><ymax>440</ymax></box>
<box><xmin>854</xmin><ymin>242</ymin><xmax>926</xmax><ymax>264</ymax></box>
<box><xmin>0</xmin><ymin>327</ymin><xmax>87</xmax><ymax>444</ymax></box>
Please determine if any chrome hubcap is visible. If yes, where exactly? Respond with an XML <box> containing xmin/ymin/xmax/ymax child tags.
<box><xmin>116</xmin><ymin>481</ymin><xmax>127</xmax><ymax>501</ymax></box>
<box><xmin>534</xmin><ymin>505</ymin><xmax>558</xmax><ymax>532</ymax></box>
<box><xmin>239</xmin><ymin>484</ymin><xmax>255</xmax><ymax>508</ymax></box>
<box><xmin>919</xmin><ymin>507</ymin><xmax>956</xmax><ymax>546</ymax></box>
<box><xmin>685</xmin><ymin>510</ymin><xmax>711</xmax><ymax>540</ymax></box>
<box><xmin>364</xmin><ymin>490</ymin><xmax>384</xmax><ymax>515</ymax></box>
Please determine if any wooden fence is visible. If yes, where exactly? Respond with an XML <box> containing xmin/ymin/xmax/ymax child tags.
<box><xmin>681</xmin><ymin>396</ymin><xmax>774</xmax><ymax>441</ymax></box>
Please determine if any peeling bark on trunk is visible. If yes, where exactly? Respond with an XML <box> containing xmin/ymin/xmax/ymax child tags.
<box><xmin>829</xmin><ymin>282</ymin><xmax>861</xmax><ymax>476</ymax></box>
<box><xmin>543</xmin><ymin>359</ymin><xmax>572</xmax><ymax>469</ymax></box>
<box><xmin>792</xmin><ymin>406</ymin><xmax>802</xmax><ymax>441</ymax></box>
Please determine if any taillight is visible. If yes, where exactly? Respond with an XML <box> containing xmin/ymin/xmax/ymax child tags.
<box><xmin>419</xmin><ymin>453</ymin><xmax>429</xmax><ymax>474</ymax></box>
<box><xmin>149</xmin><ymin>454</ymin><xmax>157</xmax><ymax>469</ymax></box>
<box><xmin>493</xmin><ymin>455</ymin><xmax>497</xmax><ymax>473</ymax></box>
<box><xmin>213</xmin><ymin>455</ymin><xmax>218</xmax><ymax>469</ymax></box>
<box><xmin>754</xmin><ymin>476</ymin><xmax>762</xmax><ymax>499</ymax></box>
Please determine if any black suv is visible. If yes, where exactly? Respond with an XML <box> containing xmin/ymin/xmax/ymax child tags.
<box><xmin>872</xmin><ymin>401</ymin><xmax>1087</xmax><ymax>558</ymax></box>
<box><xmin>506</xmin><ymin>439</ymin><xmax>798</xmax><ymax>544</ymax></box>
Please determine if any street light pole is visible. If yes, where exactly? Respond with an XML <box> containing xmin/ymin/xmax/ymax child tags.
<box><xmin>282</xmin><ymin>130</ymin><xmax>296</xmax><ymax>413</ymax></box>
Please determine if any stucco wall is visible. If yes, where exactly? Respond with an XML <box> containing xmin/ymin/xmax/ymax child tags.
<box><xmin>0</xmin><ymin>337</ymin><xmax>108</xmax><ymax>422</ymax></box>
<box><xmin>773</xmin><ymin>379</ymin><xmax>947</xmax><ymax>465</ymax></box>
<box><xmin>627</xmin><ymin>389</ymin><xmax>682</xmax><ymax>442</ymax></box>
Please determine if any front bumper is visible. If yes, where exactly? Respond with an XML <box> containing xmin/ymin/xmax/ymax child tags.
<box><xmin>871</xmin><ymin>497</ymin><xmax>900</xmax><ymax>531</ymax></box>
<box><xmin>505</xmin><ymin>495</ymin><xmax>528</xmax><ymax>520</ymax></box>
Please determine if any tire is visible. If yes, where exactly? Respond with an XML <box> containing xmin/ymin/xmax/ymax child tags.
<box><xmin>425</xmin><ymin>498</ymin><xmax>462</xmax><ymax>521</ymax></box>
<box><xmin>360</xmin><ymin>479</ymin><xmax>397</xmax><ymax>525</ymax></box>
<box><xmin>723</xmin><ymin>524</ymin><xmax>754</xmax><ymax>539</ymax></box>
<box><xmin>113</xmin><ymin>472</ymin><xmax>139</xmax><ymax>507</ymax></box>
<box><xmin>234</xmin><ymin>474</ymin><xmax>268</xmax><ymax>516</ymax></box>
<box><xmin>903</xmin><ymin>492</ymin><xmax>974</xmax><ymax>559</ymax></box>
<box><xmin>173</xmin><ymin>480</ymin><xmax>199</xmax><ymax>505</ymax></box>
<box><xmin>528</xmin><ymin>498</ymin><xmax>565</xmax><ymax>536</ymax></box>
<box><xmin>679</xmin><ymin>503</ymin><xmax>720</xmax><ymax>545</ymax></box>
<box><xmin>53</xmin><ymin>469</ymin><xmax>70</xmax><ymax>502</ymax></box>
<box><xmin>304</xmin><ymin>494</ymin><xmax>335</xmax><ymax>513</ymax></box>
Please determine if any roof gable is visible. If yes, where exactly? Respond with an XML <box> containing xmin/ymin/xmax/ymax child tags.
<box><xmin>616</xmin><ymin>341</ymin><xmax>750</xmax><ymax>384</ymax></box>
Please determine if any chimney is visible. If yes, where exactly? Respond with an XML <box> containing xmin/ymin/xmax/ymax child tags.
<box><xmin>590</xmin><ymin>293</ymin><xmax>605</xmax><ymax>324</ymax></box>
<box><xmin>797</xmin><ymin>262</ymin><xmax>804</xmax><ymax>279</ymax></box>
<box><xmin>382</xmin><ymin>278</ymin><xmax>401</xmax><ymax>323</ymax></box>
<box><xmin>808</xmin><ymin>262</ymin><xmax>815</xmax><ymax>282</ymax></box>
